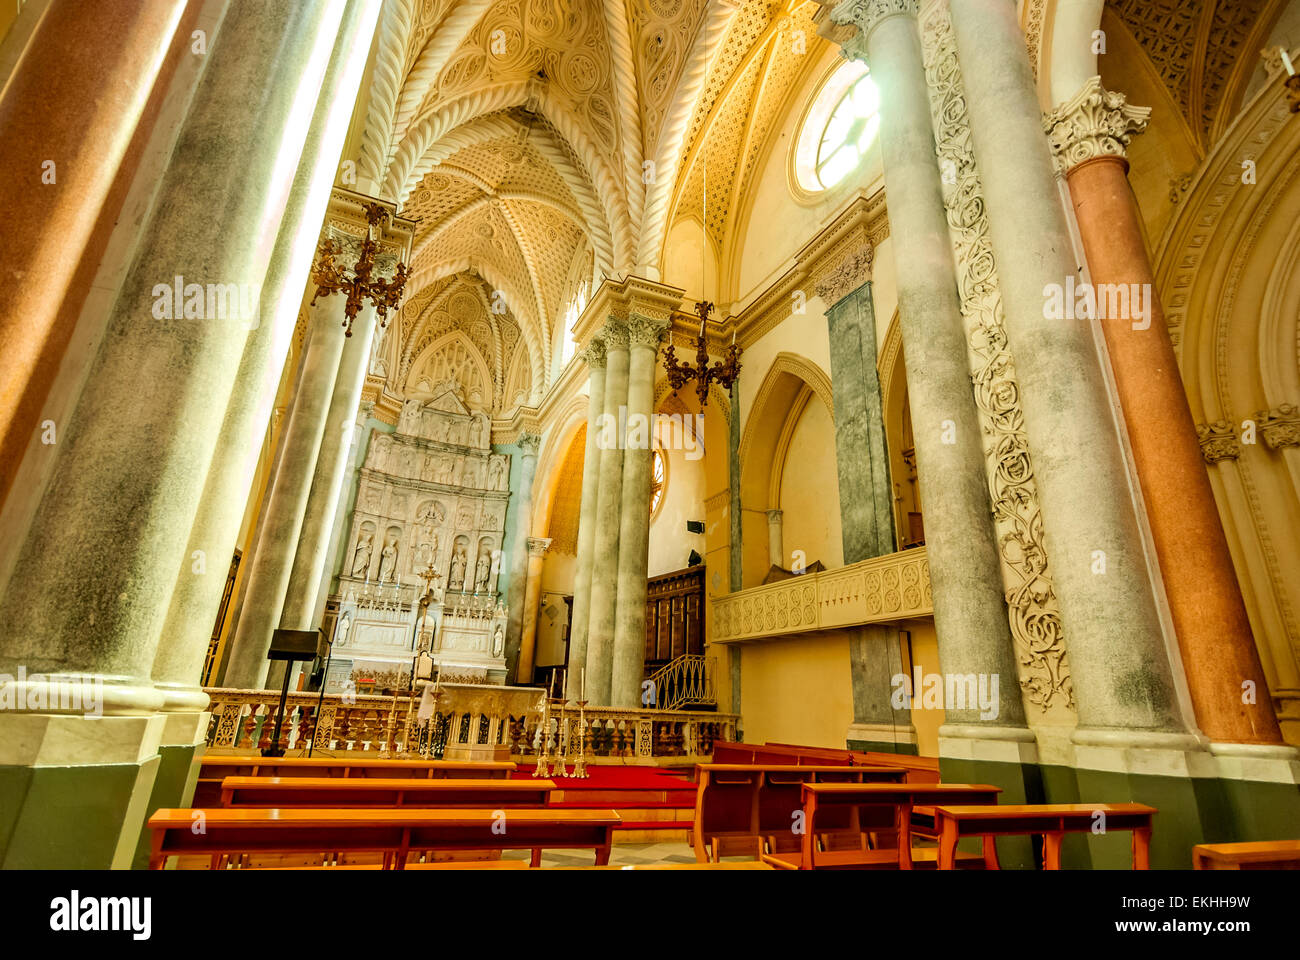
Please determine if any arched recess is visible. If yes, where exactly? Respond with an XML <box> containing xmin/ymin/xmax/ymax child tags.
<box><xmin>405</xmin><ymin>330</ymin><xmax>495</xmax><ymax>411</ymax></box>
<box><xmin>531</xmin><ymin>393</ymin><xmax>590</xmax><ymax>542</ymax></box>
<box><xmin>877</xmin><ymin>310</ymin><xmax>921</xmax><ymax>550</ymax></box>
<box><xmin>1154</xmin><ymin>73</ymin><xmax>1300</xmax><ymax>740</ymax></box>
<box><xmin>737</xmin><ymin>353</ymin><xmax>837</xmax><ymax>587</ymax></box>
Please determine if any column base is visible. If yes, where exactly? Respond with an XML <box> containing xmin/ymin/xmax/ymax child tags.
<box><xmin>131</xmin><ymin>710</ymin><xmax>211</xmax><ymax>870</ymax></box>
<box><xmin>846</xmin><ymin>721</ymin><xmax>918</xmax><ymax>755</ymax></box>
<box><xmin>0</xmin><ymin>713</ymin><xmax>164</xmax><ymax>868</ymax></box>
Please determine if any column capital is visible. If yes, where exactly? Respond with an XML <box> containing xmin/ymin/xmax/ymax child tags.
<box><xmin>815</xmin><ymin>243</ymin><xmax>875</xmax><ymax>307</ymax></box>
<box><xmin>1256</xmin><ymin>402</ymin><xmax>1300</xmax><ymax>450</ymax></box>
<box><xmin>580</xmin><ymin>339</ymin><xmax>607</xmax><ymax>369</ymax></box>
<box><xmin>527</xmin><ymin>537</ymin><xmax>552</xmax><ymax>558</ymax></box>
<box><xmin>1043</xmin><ymin>76</ymin><xmax>1150</xmax><ymax>175</ymax></box>
<box><xmin>766</xmin><ymin>508</ymin><xmax>784</xmax><ymax>521</ymax></box>
<box><xmin>830</xmin><ymin>0</ymin><xmax>918</xmax><ymax>48</ymax></box>
<box><xmin>599</xmin><ymin>317</ymin><xmax>629</xmax><ymax>350</ymax></box>
<box><xmin>518</xmin><ymin>432</ymin><xmax>541</xmax><ymax>458</ymax></box>
<box><xmin>626</xmin><ymin>314</ymin><xmax>670</xmax><ymax>350</ymax></box>
<box><xmin>1196</xmin><ymin>420</ymin><xmax>1241</xmax><ymax>464</ymax></box>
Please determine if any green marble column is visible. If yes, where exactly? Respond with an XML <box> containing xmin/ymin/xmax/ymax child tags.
<box><xmin>565</xmin><ymin>342</ymin><xmax>606</xmax><ymax>700</ymax></box>
<box><xmin>821</xmin><ymin>275</ymin><xmax>895</xmax><ymax>562</ymax></box>
<box><xmin>728</xmin><ymin>383</ymin><xmax>743</xmax><ymax>724</ymax></box>
<box><xmin>504</xmin><ymin>434</ymin><xmax>541</xmax><ymax>681</ymax></box>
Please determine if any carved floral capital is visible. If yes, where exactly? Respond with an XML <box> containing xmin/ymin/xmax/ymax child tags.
<box><xmin>1196</xmin><ymin>421</ymin><xmax>1241</xmax><ymax>464</ymax></box>
<box><xmin>626</xmin><ymin>314</ymin><xmax>671</xmax><ymax>350</ymax></box>
<box><xmin>830</xmin><ymin>0</ymin><xmax>918</xmax><ymax>48</ymax></box>
<box><xmin>1043</xmin><ymin>76</ymin><xmax>1151</xmax><ymax>175</ymax></box>
<box><xmin>599</xmin><ymin>317</ymin><xmax>629</xmax><ymax>350</ymax></box>
<box><xmin>518</xmin><ymin>432</ymin><xmax>541</xmax><ymax>458</ymax></box>
<box><xmin>526</xmin><ymin>537</ymin><xmax>552</xmax><ymax>558</ymax></box>
<box><xmin>1256</xmin><ymin>403</ymin><xmax>1300</xmax><ymax>450</ymax></box>
<box><xmin>580</xmin><ymin>339</ymin><xmax>606</xmax><ymax>370</ymax></box>
<box><xmin>814</xmin><ymin>244</ymin><xmax>875</xmax><ymax>307</ymax></box>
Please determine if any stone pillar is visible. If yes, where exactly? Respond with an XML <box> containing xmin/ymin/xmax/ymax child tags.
<box><xmin>0</xmin><ymin>0</ymin><xmax>347</xmax><ymax>869</ymax></box>
<box><xmin>223</xmin><ymin>299</ymin><xmax>347</xmax><ymax>690</ymax></box>
<box><xmin>847</xmin><ymin>625</ymin><xmax>918</xmax><ymax>753</ymax></box>
<box><xmin>518</xmin><ymin>537</ymin><xmax>552</xmax><ymax>683</ymax></box>
<box><xmin>504</xmin><ymin>433</ymin><xmax>541</xmax><ymax>681</ymax></box>
<box><xmin>584</xmin><ymin>320</ymin><xmax>630</xmax><ymax>705</ymax></box>
<box><xmin>1044</xmin><ymin>77</ymin><xmax>1288</xmax><ymax>750</ymax></box>
<box><xmin>0</xmin><ymin>0</ymin><xmax>186</xmax><ymax>506</ymax></box>
<box><xmin>818</xmin><ymin>265</ymin><xmax>896</xmax><ymax>560</ymax></box>
<box><xmin>137</xmin><ymin>0</ymin><xmax>383</xmax><ymax>869</ymax></box>
<box><xmin>564</xmin><ymin>342</ymin><xmax>606</xmax><ymax>700</ymax></box>
<box><xmin>727</xmin><ymin>383</ymin><xmax>743</xmax><ymax>720</ymax></box>
<box><xmin>766</xmin><ymin>509</ymin><xmax>784</xmax><ymax>570</ymax></box>
<box><xmin>828</xmin><ymin>0</ymin><xmax>1031</xmax><ymax>740</ymax></box>
<box><xmin>611</xmin><ymin>317</ymin><xmax>670</xmax><ymax>708</ymax></box>
<box><xmin>944</xmin><ymin>0</ymin><xmax>1188</xmax><ymax>741</ymax></box>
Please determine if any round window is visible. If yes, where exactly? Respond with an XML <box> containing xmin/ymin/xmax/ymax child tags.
<box><xmin>794</xmin><ymin>60</ymin><xmax>881</xmax><ymax>193</ymax></box>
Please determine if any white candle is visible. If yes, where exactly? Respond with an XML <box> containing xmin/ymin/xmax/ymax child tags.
<box><xmin>1282</xmin><ymin>49</ymin><xmax>1296</xmax><ymax>76</ymax></box>
<box><xmin>581</xmin><ymin>667</ymin><xmax>586</xmax><ymax>701</ymax></box>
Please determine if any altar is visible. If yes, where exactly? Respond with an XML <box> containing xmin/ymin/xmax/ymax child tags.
<box><xmin>325</xmin><ymin>380</ymin><xmax>512</xmax><ymax>690</ymax></box>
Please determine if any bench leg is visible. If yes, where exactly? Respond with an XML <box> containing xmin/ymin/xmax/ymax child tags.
<box><xmin>982</xmin><ymin>834</ymin><xmax>1000</xmax><ymax>870</ymax></box>
<box><xmin>1132</xmin><ymin>827</ymin><xmax>1151</xmax><ymax>871</ymax></box>
<box><xmin>530</xmin><ymin>848</ymin><xmax>542</xmax><ymax>868</ymax></box>
<box><xmin>595</xmin><ymin>843</ymin><xmax>612</xmax><ymax>866</ymax></box>
<box><xmin>938</xmin><ymin>818</ymin><xmax>959</xmax><ymax>870</ymax></box>
<box><xmin>1042</xmin><ymin>833</ymin><xmax>1063</xmax><ymax>870</ymax></box>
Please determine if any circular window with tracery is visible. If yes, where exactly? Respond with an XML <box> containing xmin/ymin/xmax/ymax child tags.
<box><xmin>650</xmin><ymin>449</ymin><xmax>665</xmax><ymax>518</ymax></box>
<box><xmin>793</xmin><ymin>59</ymin><xmax>880</xmax><ymax>194</ymax></box>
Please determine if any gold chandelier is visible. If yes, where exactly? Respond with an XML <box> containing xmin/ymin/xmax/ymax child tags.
<box><xmin>661</xmin><ymin>299</ymin><xmax>742</xmax><ymax>408</ymax></box>
<box><xmin>310</xmin><ymin>201</ymin><xmax>409</xmax><ymax>337</ymax></box>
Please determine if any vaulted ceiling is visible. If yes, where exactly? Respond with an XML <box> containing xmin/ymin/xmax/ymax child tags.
<box><xmin>356</xmin><ymin>0</ymin><xmax>826</xmax><ymax>403</ymax></box>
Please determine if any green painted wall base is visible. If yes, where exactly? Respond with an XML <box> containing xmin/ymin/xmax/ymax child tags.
<box><xmin>131</xmin><ymin>742</ymin><xmax>206</xmax><ymax>870</ymax></box>
<box><xmin>848</xmin><ymin>739</ymin><xmax>919</xmax><ymax>756</ymax></box>
<box><xmin>938</xmin><ymin>755</ymin><xmax>1041</xmax><ymax>869</ymax></box>
<box><xmin>0</xmin><ymin>755</ymin><xmax>160</xmax><ymax>869</ymax></box>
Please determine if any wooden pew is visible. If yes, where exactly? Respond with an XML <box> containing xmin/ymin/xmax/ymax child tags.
<box><xmin>1192</xmin><ymin>840</ymin><xmax>1300</xmax><ymax>870</ymax></box>
<box><xmin>761</xmin><ymin>782</ymin><xmax>1002</xmax><ymax>870</ymax></box>
<box><xmin>147</xmin><ymin>808</ymin><xmax>620</xmax><ymax>870</ymax></box>
<box><xmin>194</xmin><ymin>756</ymin><xmax>515</xmax><ymax>805</ymax></box>
<box><xmin>220</xmin><ymin>777</ymin><xmax>555</xmax><ymax>809</ymax></box>
<box><xmin>932</xmin><ymin>803</ymin><xmax>1156</xmax><ymax>870</ymax></box>
<box><xmin>692</xmin><ymin>764</ymin><xmax>907</xmax><ymax>862</ymax></box>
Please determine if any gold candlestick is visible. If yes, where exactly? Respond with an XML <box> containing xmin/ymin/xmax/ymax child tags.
<box><xmin>571</xmin><ymin>699</ymin><xmax>589</xmax><ymax>779</ymax></box>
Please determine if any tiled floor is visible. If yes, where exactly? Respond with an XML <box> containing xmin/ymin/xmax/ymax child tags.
<box><xmin>501</xmin><ymin>841</ymin><xmax>697</xmax><ymax>868</ymax></box>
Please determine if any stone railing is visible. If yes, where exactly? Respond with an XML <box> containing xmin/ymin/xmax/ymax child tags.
<box><xmin>710</xmin><ymin>546</ymin><xmax>931</xmax><ymax>643</ymax></box>
<box><xmin>203</xmin><ymin>685</ymin><xmax>737</xmax><ymax>762</ymax></box>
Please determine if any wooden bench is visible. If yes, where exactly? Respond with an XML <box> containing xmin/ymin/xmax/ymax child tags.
<box><xmin>219</xmin><ymin>777</ymin><xmax>556</xmax><ymax>809</ymax></box>
<box><xmin>1192</xmin><ymin>840</ymin><xmax>1300</xmax><ymax>870</ymax></box>
<box><xmin>692</xmin><ymin>763</ymin><xmax>907</xmax><ymax>862</ymax></box>
<box><xmin>761</xmin><ymin>782</ymin><xmax>1002</xmax><ymax>870</ymax></box>
<box><xmin>147</xmin><ymin>807</ymin><xmax>619</xmax><ymax>870</ymax></box>
<box><xmin>932</xmin><ymin>803</ymin><xmax>1157</xmax><ymax>870</ymax></box>
<box><xmin>194</xmin><ymin>756</ymin><xmax>515</xmax><ymax>805</ymax></box>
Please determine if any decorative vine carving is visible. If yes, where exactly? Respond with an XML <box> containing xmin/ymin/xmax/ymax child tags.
<box><xmin>921</xmin><ymin>1</ymin><xmax>1073</xmax><ymax>714</ymax></box>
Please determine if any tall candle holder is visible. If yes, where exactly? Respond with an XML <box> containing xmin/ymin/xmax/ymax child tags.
<box><xmin>551</xmin><ymin>700</ymin><xmax>568</xmax><ymax>778</ymax></box>
<box><xmin>571</xmin><ymin>699</ymin><xmax>589</xmax><ymax>779</ymax></box>
<box><xmin>532</xmin><ymin>695</ymin><xmax>550</xmax><ymax>778</ymax></box>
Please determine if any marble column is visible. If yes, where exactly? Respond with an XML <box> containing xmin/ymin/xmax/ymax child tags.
<box><xmin>828</xmin><ymin>0</ymin><xmax>1031</xmax><ymax>738</ymax></box>
<box><xmin>504</xmin><ymin>433</ymin><xmax>541</xmax><ymax>681</ymax></box>
<box><xmin>727</xmin><ymin>383</ymin><xmax>743</xmax><ymax>719</ymax></box>
<box><xmin>848</xmin><ymin>624</ymin><xmax>918</xmax><ymax>752</ymax></box>
<box><xmin>564</xmin><ymin>341</ymin><xmax>606</xmax><ymax>700</ymax></box>
<box><xmin>281</xmin><ymin>300</ymin><xmax>382</xmax><ymax>633</ymax></box>
<box><xmin>0</xmin><ymin>0</ymin><xmax>186</xmax><ymax>505</ymax></box>
<box><xmin>584</xmin><ymin>320</ymin><xmax>630</xmax><ymax>705</ymax></box>
<box><xmin>611</xmin><ymin>317</ymin><xmax>669</xmax><ymax>708</ymax></box>
<box><xmin>818</xmin><ymin>267</ymin><xmax>896</xmax><ymax>560</ymax></box>
<box><xmin>766</xmin><ymin>509</ymin><xmax>784</xmax><ymax>570</ymax></box>
<box><xmin>1044</xmin><ymin>77</ymin><xmax>1287</xmax><ymax>749</ymax></box>
<box><xmin>223</xmin><ymin>298</ymin><xmax>347</xmax><ymax>690</ymax></box>
<box><xmin>945</xmin><ymin>0</ymin><xmax>1187</xmax><ymax>741</ymax></box>
<box><xmin>518</xmin><ymin>537</ymin><xmax>552</xmax><ymax>683</ymax></box>
<box><xmin>0</xmin><ymin>0</ymin><xmax>347</xmax><ymax>869</ymax></box>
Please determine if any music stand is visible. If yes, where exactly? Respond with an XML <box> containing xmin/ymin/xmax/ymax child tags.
<box><xmin>264</xmin><ymin>628</ymin><xmax>323</xmax><ymax>757</ymax></box>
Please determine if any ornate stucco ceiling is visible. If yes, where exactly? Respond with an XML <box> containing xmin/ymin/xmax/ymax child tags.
<box><xmin>355</xmin><ymin>0</ymin><xmax>822</xmax><ymax>404</ymax></box>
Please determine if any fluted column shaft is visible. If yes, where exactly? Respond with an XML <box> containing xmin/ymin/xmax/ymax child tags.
<box><xmin>151</xmin><ymin>0</ymin><xmax>382</xmax><ymax>712</ymax></box>
<box><xmin>1045</xmin><ymin>77</ymin><xmax>1285</xmax><ymax>747</ymax></box>
<box><xmin>504</xmin><ymin>434</ymin><xmax>540</xmax><ymax>681</ymax></box>
<box><xmin>518</xmin><ymin>537</ymin><xmax>552</xmax><ymax>683</ymax></box>
<box><xmin>224</xmin><ymin>299</ymin><xmax>347</xmax><ymax>689</ymax></box>
<box><xmin>565</xmin><ymin>342</ymin><xmax>606</xmax><ymax>699</ymax></box>
<box><xmin>281</xmin><ymin>303</ymin><xmax>379</xmax><ymax>632</ymax></box>
<box><xmin>830</xmin><ymin>0</ymin><xmax>1027</xmax><ymax>730</ymax></box>
<box><xmin>610</xmin><ymin>317</ymin><xmax>668</xmax><ymax>707</ymax></box>
<box><xmin>946</xmin><ymin>0</ymin><xmax>1183</xmax><ymax>736</ymax></box>
<box><xmin>585</xmin><ymin>321</ymin><xmax>630</xmax><ymax>705</ymax></box>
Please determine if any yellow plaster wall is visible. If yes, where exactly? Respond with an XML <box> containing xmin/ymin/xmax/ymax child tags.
<box><xmin>901</xmin><ymin>619</ymin><xmax>944</xmax><ymax>758</ymax></box>
<box><xmin>740</xmin><ymin>631</ymin><xmax>855</xmax><ymax>748</ymax></box>
<box><xmin>778</xmin><ymin>396</ymin><xmax>843</xmax><ymax>571</ymax></box>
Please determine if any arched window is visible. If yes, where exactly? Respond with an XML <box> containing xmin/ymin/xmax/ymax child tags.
<box><xmin>794</xmin><ymin>60</ymin><xmax>881</xmax><ymax>193</ymax></box>
<box><xmin>650</xmin><ymin>449</ymin><xmax>665</xmax><ymax>517</ymax></box>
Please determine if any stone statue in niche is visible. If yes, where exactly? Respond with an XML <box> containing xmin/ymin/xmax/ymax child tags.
<box><xmin>491</xmin><ymin>625</ymin><xmax>504</xmax><ymax>658</ymax></box>
<box><xmin>362</xmin><ymin>486</ymin><xmax>381</xmax><ymax>513</ymax></box>
<box><xmin>421</xmin><ymin>454</ymin><xmax>434</xmax><ymax>482</ymax></box>
<box><xmin>369</xmin><ymin>435</ymin><xmax>391</xmax><ymax>471</ymax></box>
<box><xmin>474</xmin><ymin>546</ymin><xmax>491</xmax><ymax>592</ymax></box>
<box><xmin>378</xmin><ymin>527</ymin><xmax>400</xmax><ymax>582</ymax></box>
<box><xmin>437</xmin><ymin>456</ymin><xmax>454</xmax><ymax>484</ymax></box>
<box><xmin>462</xmin><ymin>459</ymin><xmax>479</xmax><ymax>488</ymax></box>
<box><xmin>351</xmin><ymin>526</ymin><xmax>374</xmax><ymax>578</ymax></box>
<box><xmin>471</xmin><ymin>416</ymin><xmax>486</xmax><ymax>448</ymax></box>
<box><xmin>448</xmin><ymin>538</ymin><xmax>469</xmax><ymax>591</ymax></box>
<box><xmin>417</xmin><ymin>499</ymin><xmax>446</xmax><ymax>528</ymax></box>
<box><xmin>434</xmin><ymin>418</ymin><xmax>448</xmax><ymax>442</ymax></box>
<box><xmin>400</xmin><ymin>399</ymin><xmax>421</xmax><ymax>434</ymax></box>
<box><xmin>487</xmin><ymin>456</ymin><xmax>505</xmax><ymax>490</ymax></box>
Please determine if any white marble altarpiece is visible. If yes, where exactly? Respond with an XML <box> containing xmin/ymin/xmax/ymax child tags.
<box><xmin>329</xmin><ymin>381</ymin><xmax>511</xmax><ymax>687</ymax></box>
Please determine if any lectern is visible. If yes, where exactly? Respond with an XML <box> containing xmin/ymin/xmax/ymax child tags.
<box><xmin>263</xmin><ymin>628</ymin><xmax>324</xmax><ymax>757</ymax></box>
